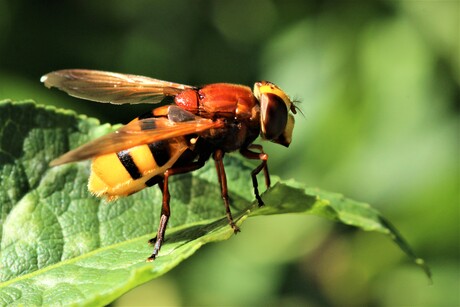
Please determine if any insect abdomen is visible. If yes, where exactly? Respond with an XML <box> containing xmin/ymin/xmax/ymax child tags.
<box><xmin>89</xmin><ymin>138</ymin><xmax>188</xmax><ymax>200</ymax></box>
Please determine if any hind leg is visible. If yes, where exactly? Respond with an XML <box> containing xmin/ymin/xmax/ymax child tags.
<box><xmin>147</xmin><ymin>161</ymin><xmax>204</xmax><ymax>261</ymax></box>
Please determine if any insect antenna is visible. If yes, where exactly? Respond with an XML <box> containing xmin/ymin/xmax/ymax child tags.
<box><xmin>290</xmin><ymin>97</ymin><xmax>305</xmax><ymax>117</ymax></box>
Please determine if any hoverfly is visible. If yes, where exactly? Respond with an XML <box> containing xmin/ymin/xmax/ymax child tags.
<box><xmin>41</xmin><ymin>69</ymin><xmax>296</xmax><ymax>261</ymax></box>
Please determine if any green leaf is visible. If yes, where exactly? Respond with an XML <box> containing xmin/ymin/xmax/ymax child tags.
<box><xmin>0</xmin><ymin>100</ymin><xmax>430</xmax><ymax>306</ymax></box>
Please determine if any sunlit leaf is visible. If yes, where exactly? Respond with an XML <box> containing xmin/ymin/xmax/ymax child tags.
<box><xmin>0</xmin><ymin>100</ymin><xmax>429</xmax><ymax>306</ymax></box>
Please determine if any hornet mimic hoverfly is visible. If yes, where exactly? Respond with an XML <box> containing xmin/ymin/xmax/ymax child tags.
<box><xmin>41</xmin><ymin>69</ymin><xmax>297</xmax><ymax>261</ymax></box>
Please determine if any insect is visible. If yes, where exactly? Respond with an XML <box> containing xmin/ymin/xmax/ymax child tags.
<box><xmin>41</xmin><ymin>69</ymin><xmax>297</xmax><ymax>261</ymax></box>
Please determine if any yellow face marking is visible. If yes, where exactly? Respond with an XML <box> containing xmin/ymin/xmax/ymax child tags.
<box><xmin>253</xmin><ymin>81</ymin><xmax>291</xmax><ymax>108</ymax></box>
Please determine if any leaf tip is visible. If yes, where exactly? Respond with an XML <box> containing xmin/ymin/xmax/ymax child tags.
<box><xmin>415</xmin><ymin>257</ymin><xmax>433</xmax><ymax>284</ymax></box>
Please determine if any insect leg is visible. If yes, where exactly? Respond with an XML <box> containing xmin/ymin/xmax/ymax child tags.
<box><xmin>213</xmin><ymin>149</ymin><xmax>240</xmax><ymax>233</ymax></box>
<box><xmin>239</xmin><ymin>145</ymin><xmax>270</xmax><ymax>207</ymax></box>
<box><xmin>147</xmin><ymin>161</ymin><xmax>205</xmax><ymax>262</ymax></box>
<box><xmin>147</xmin><ymin>177</ymin><xmax>170</xmax><ymax>262</ymax></box>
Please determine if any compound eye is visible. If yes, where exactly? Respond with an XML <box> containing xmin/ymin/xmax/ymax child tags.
<box><xmin>260</xmin><ymin>93</ymin><xmax>288</xmax><ymax>140</ymax></box>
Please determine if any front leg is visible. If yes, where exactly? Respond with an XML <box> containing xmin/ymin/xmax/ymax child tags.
<box><xmin>240</xmin><ymin>144</ymin><xmax>270</xmax><ymax>207</ymax></box>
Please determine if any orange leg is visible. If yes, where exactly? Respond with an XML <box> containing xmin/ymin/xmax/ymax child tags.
<box><xmin>147</xmin><ymin>161</ymin><xmax>205</xmax><ymax>262</ymax></box>
<box><xmin>213</xmin><ymin>149</ymin><xmax>240</xmax><ymax>233</ymax></box>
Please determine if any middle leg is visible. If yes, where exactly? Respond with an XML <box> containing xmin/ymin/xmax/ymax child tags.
<box><xmin>213</xmin><ymin>149</ymin><xmax>240</xmax><ymax>233</ymax></box>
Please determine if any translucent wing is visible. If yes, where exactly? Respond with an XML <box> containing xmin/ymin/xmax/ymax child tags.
<box><xmin>41</xmin><ymin>69</ymin><xmax>194</xmax><ymax>104</ymax></box>
<box><xmin>50</xmin><ymin>115</ymin><xmax>223</xmax><ymax>166</ymax></box>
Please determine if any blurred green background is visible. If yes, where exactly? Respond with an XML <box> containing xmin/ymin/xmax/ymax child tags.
<box><xmin>0</xmin><ymin>0</ymin><xmax>458</xmax><ymax>306</ymax></box>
